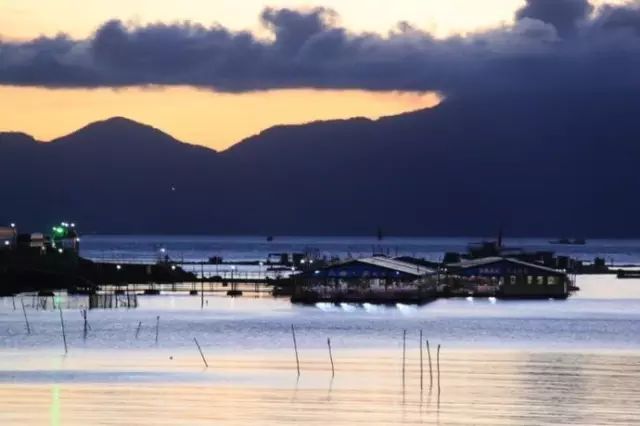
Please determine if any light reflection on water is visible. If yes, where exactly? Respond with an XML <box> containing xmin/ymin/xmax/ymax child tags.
<box><xmin>1</xmin><ymin>350</ymin><xmax>640</xmax><ymax>425</ymax></box>
<box><xmin>1</xmin><ymin>275</ymin><xmax>640</xmax><ymax>424</ymax></box>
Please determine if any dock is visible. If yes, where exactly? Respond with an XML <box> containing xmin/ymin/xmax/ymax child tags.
<box><xmin>617</xmin><ymin>270</ymin><xmax>640</xmax><ymax>279</ymax></box>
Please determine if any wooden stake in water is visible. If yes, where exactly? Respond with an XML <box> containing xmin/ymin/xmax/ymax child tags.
<box><xmin>291</xmin><ymin>324</ymin><xmax>300</xmax><ymax>376</ymax></box>
<box><xmin>21</xmin><ymin>299</ymin><xmax>31</xmax><ymax>335</ymax></box>
<box><xmin>82</xmin><ymin>309</ymin><xmax>88</xmax><ymax>339</ymax></box>
<box><xmin>420</xmin><ymin>329</ymin><xmax>424</xmax><ymax>390</ymax></box>
<box><xmin>437</xmin><ymin>344</ymin><xmax>441</xmax><ymax>391</ymax></box>
<box><xmin>194</xmin><ymin>337</ymin><xmax>208</xmax><ymax>368</ymax></box>
<box><xmin>12</xmin><ymin>296</ymin><xmax>16</xmax><ymax>311</ymax></box>
<box><xmin>426</xmin><ymin>339</ymin><xmax>433</xmax><ymax>388</ymax></box>
<box><xmin>59</xmin><ymin>308</ymin><xmax>68</xmax><ymax>354</ymax></box>
<box><xmin>155</xmin><ymin>316</ymin><xmax>160</xmax><ymax>344</ymax></box>
<box><xmin>135</xmin><ymin>321</ymin><xmax>142</xmax><ymax>339</ymax></box>
<box><xmin>327</xmin><ymin>337</ymin><xmax>335</xmax><ymax>377</ymax></box>
<box><xmin>402</xmin><ymin>329</ymin><xmax>407</xmax><ymax>385</ymax></box>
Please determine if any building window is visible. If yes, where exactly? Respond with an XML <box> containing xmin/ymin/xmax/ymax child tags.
<box><xmin>527</xmin><ymin>276</ymin><xmax>533</xmax><ymax>285</ymax></box>
<box><xmin>537</xmin><ymin>276</ymin><xmax>544</xmax><ymax>285</ymax></box>
<box><xmin>510</xmin><ymin>275</ymin><xmax>516</xmax><ymax>285</ymax></box>
<box><xmin>548</xmin><ymin>276</ymin><xmax>556</xmax><ymax>285</ymax></box>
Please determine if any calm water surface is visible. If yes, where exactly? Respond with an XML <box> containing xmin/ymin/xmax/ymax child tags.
<box><xmin>80</xmin><ymin>235</ymin><xmax>640</xmax><ymax>264</ymax></box>
<box><xmin>2</xmin><ymin>275</ymin><xmax>640</xmax><ymax>424</ymax></box>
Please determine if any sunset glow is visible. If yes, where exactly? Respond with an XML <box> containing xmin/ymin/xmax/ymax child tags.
<box><xmin>0</xmin><ymin>86</ymin><xmax>440</xmax><ymax>149</ymax></box>
<box><xmin>0</xmin><ymin>0</ymin><xmax>512</xmax><ymax>148</ymax></box>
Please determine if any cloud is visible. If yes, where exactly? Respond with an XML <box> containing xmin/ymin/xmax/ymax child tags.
<box><xmin>515</xmin><ymin>0</ymin><xmax>593</xmax><ymax>36</ymax></box>
<box><xmin>1</xmin><ymin>1</ymin><xmax>640</xmax><ymax>95</ymax></box>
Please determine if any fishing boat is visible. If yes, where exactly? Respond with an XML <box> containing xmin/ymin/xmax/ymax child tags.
<box><xmin>550</xmin><ymin>238</ymin><xmax>586</xmax><ymax>245</ymax></box>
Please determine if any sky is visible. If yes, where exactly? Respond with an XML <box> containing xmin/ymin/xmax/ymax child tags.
<box><xmin>0</xmin><ymin>0</ymin><xmax>636</xmax><ymax>149</ymax></box>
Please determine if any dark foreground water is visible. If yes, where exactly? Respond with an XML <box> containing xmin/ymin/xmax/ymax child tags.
<box><xmin>1</xmin><ymin>274</ymin><xmax>640</xmax><ymax>424</ymax></box>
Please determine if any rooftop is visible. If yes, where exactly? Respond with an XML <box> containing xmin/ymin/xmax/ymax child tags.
<box><xmin>337</xmin><ymin>256</ymin><xmax>436</xmax><ymax>276</ymax></box>
<box><xmin>448</xmin><ymin>257</ymin><xmax>565</xmax><ymax>275</ymax></box>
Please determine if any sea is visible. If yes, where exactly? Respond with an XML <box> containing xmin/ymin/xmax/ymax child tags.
<box><xmin>79</xmin><ymin>235</ymin><xmax>640</xmax><ymax>264</ymax></box>
<box><xmin>2</xmin><ymin>236</ymin><xmax>640</xmax><ymax>425</ymax></box>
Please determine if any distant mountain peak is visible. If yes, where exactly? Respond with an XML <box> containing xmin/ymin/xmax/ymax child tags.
<box><xmin>70</xmin><ymin>115</ymin><xmax>164</xmax><ymax>135</ymax></box>
<box><xmin>88</xmin><ymin>116</ymin><xmax>156</xmax><ymax>130</ymax></box>
<box><xmin>101</xmin><ymin>116</ymin><xmax>138</xmax><ymax>124</ymax></box>
<box><xmin>0</xmin><ymin>131</ymin><xmax>39</xmax><ymax>146</ymax></box>
<box><xmin>49</xmin><ymin>116</ymin><xmax>189</xmax><ymax>150</ymax></box>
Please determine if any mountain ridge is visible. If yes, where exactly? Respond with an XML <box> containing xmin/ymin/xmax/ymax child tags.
<box><xmin>1</xmin><ymin>91</ymin><xmax>639</xmax><ymax>237</ymax></box>
<box><xmin>1</xmin><ymin>116</ymin><xmax>219</xmax><ymax>154</ymax></box>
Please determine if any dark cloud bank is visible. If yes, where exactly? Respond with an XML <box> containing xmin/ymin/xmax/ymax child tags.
<box><xmin>1</xmin><ymin>0</ymin><xmax>640</xmax><ymax>95</ymax></box>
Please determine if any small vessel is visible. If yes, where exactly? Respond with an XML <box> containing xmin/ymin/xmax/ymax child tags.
<box><xmin>550</xmin><ymin>238</ymin><xmax>586</xmax><ymax>245</ymax></box>
<box><xmin>266</xmin><ymin>235</ymin><xmax>274</xmax><ymax>242</ymax></box>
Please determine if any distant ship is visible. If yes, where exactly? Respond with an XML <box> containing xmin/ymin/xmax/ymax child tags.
<box><xmin>550</xmin><ymin>238</ymin><xmax>586</xmax><ymax>245</ymax></box>
<box><xmin>266</xmin><ymin>235</ymin><xmax>274</xmax><ymax>242</ymax></box>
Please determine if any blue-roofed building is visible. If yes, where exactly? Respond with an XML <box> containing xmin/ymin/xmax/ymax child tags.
<box><xmin>445</xmin><ymin>257</ymin><xmax>571</xmax><ymax>299</ymax></box>
<box><xmin>291</xmin><ymin>256</ymin><xmax>437</xmax><ymax>304</ymax></box>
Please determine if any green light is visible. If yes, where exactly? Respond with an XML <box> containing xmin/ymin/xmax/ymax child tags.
<box><xmin>50</xmin><ymin>384</ymin><xmax>61</xmax><ymax>426</ymax></box>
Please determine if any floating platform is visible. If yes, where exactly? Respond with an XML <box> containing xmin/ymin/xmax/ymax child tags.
<box><xmin>617</xmin><ymin>270</ymin><xmax>640</xmax><ymax>279</ymax></box>
<box><xmin>291</xmin><ymin>290</ymin><xmax>437</xmax><ymax>306</ymax></box>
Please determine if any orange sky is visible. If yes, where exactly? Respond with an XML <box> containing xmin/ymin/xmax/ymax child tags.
<box><xmin>0</xmin><ymin>86</ymin><xmax>440</xmax><ymax>150</ymax></box>
<box><xmin>0</xmin><ymin>0</ymin><xmax>523</xmax><ymax>41</ymax></box>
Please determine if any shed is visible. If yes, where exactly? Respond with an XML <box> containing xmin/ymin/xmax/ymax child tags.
<box><xmin>445</xmin><ymin>257</ymin><xmax>569</xmax><ymax>299</ymax></box>
<box><xmin>309</xmin><ymin>256</ymin><xmax>435</xmax><ymax>280</ymax></box>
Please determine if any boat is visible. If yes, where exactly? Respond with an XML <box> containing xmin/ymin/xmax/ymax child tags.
<box><xmin>617</xmin><ymin>270</ymin><xmax>640</xmax><ymax>279</ymax></box>
<box><xmin>550</xmin><ymin>238</ymin><xmax>586</xmax><ymax>245</ymax></box>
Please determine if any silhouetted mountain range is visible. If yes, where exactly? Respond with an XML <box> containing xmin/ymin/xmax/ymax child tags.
<box><xmin>2</xmin><ymin>91</ymin><xmax>639</xmax><ymax>237</ymax></box>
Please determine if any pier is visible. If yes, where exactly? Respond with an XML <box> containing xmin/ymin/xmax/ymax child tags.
<box><xmin>0</xmin><ymin>222</ymin><xmax>590</xmax><ymax>303</ymax></box>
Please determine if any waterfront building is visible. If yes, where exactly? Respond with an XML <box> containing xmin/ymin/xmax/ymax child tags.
<box><xmin>444</xmin><ymin>257</ymin><xmax>570</xmax><ymax>299</ymax></box>
<box><xmin>0</xmin><ymin>226</ymin><xmax>16</xmax><ymax>249</ymax></box>
<box><xmin>291</xmin><ymin>256</ymin><xmax>436</xmax><ymax>304</ymax></box>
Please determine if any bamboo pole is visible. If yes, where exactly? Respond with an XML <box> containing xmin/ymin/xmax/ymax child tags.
<box><xmin>82</xmin><ymin>309</ymin><xmax>88</xmax><ymax>340</ymax></box>
<box><xmin>21</xmin><ymin>299</ymin><xmax>31</xmax><ymax>335</ymax></box>
<box><xmin>135</xmin><ymin>321</ymin><xmax>142</xmax><ymax>339</ymax></box>
<box><xmin>420</xmin><ymin>329</ymin><xmax>424</xmax><ymax>390</ymax></box>
<box><xmin>291</xmin><ymin>325</ymin><xmax>300</xmax><ymax>376</ymax></box>
<box><xmin>426</xmin><ymin>339</ymin><xmax>433</xmax><ymax>388</ymax></box>
<box><xmin>155</xmin><ymin>316</ymin><xmax>160</xmax><ymax>344</ymax></box>
<box><xmin>402</xmin><ymin>329</ymin><xmax>407</xmax><ymax>386</ymax></box>
<box><xmin>59</xmin><ymin>308</ymin><xmax>68</xmax><ymax>354</ymax></box>
<box><xmin>327</xmin><ymin>337</ymin><xmax>335</xmax><ymax>377</ymax></box>
<box><xmin>194</xmin><ymin>338</ymin><xmax>208</xmax><ymax>368</ymax></box>
<box><xmin>437</xmin><ymin>344</ymin><xmax>441</xmax><ymax>392</ymax></box>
